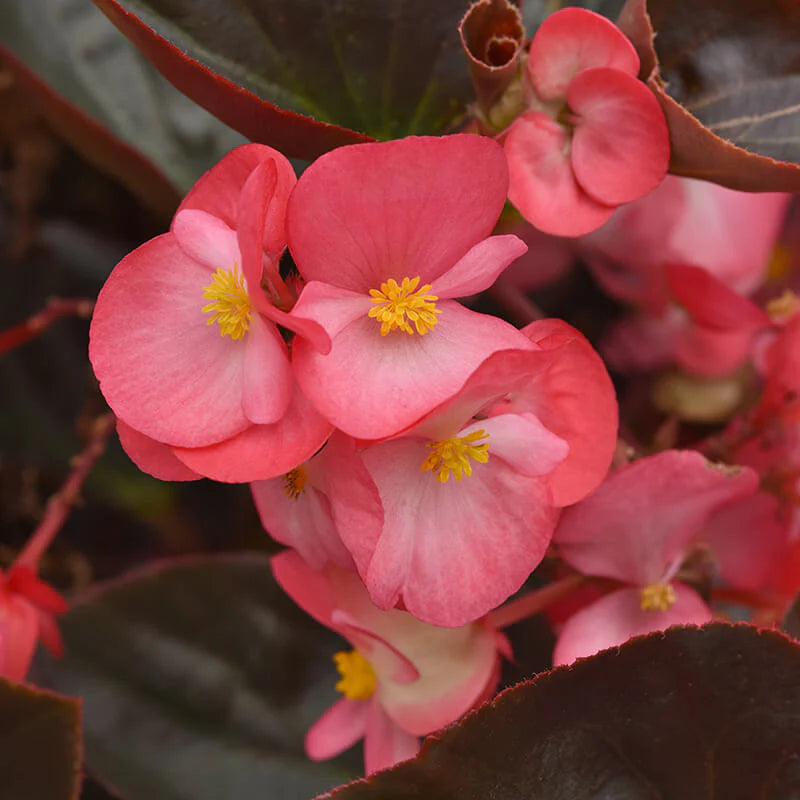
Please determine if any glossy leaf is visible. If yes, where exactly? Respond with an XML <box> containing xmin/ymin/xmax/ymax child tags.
<box><xmin>0</xmin><ymin>0</ymin><xmax>245</xmax><ymax>216</ymax></box>
<box><xmin>0</xmin><ymin>678</ymin><xmax>82</xmax><ymax>800</ymax></box>
<box><xmin>92</xmin><ymin>0</ymin><xmax>479</xmax><ymax>157</ymax></box>
<box><xmin>618</xmin><ymin>0</ymin><xmax>800</xmax><ymax>191</ymax></box>
<box><xmin>33</xmin><ymin>554</ymin><xmax>360</xmax><ymax>800</ymax></box>
<box><xmin>324</xmin><ymin>623</ymin><xmax>800</xmax><ymax>799</ymax></box>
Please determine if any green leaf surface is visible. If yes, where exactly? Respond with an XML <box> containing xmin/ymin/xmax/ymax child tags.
<box><xmin>33</xmin><ymin>554</ymin><xmax>360</xmax><ymax>800</ymax></box>
<box><xmin>0</xmin><ymin>0</ymin><xmax>244</xmax><ymax>206</ymax></box>
<box><xmin>94</xmin><ymin>0</ymin><xmax>477</xmax><ymax>144</ymax></box>
<box><xmin>324</xmin><ymin>623</ymin><xmax>800</xmax><ymax>799</ymax></box>
<box><xmin>0</xmin><ymin>678</ymin><xmax>82</xmax><ymax>800</ymax></box>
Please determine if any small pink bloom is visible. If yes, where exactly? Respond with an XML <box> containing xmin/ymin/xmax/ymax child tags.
<box><xmin>288</xmin><ymin>134</ymin><xmax>531</xmax><ymax>440</ymax></box>
<box><xmin>503</xmin><ymin>8</ymin><xmax>669</xmax><ymax>237</ymax></box>
<box><xmin>552</xmin><ymin>450</ymin><xmax>758</xmax><ymax>665</ymax></box>
<box><xmin>272</xmin><ymin>551</ymin><xmax>506</xmax><ymax>775</ymax></box>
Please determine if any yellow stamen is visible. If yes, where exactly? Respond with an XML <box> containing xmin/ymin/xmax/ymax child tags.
<box><xmin>282</xmin><ymin>466</ymin><xmax>307</xmax><ymax>501</ymax></box>
<box><xmin>368</xmin><ymin>276</ymin><xmax>441</xmax><ymax>336</ymax></box>
<box><xmin>767</xmin><ymin>289</ymin><xmax>798</xmax><ymax>321</ymax></box>
<box><xmin>202</xmin><ymin>266</ymin><xmax>252</xmax><ymax>340</ymax></box>
<box><xmin>421</xmin><ymin>429</ymin><xmax>490</xmax><ymax>483</ymax></box>
<box><xmin>639</xmin><ymin>582</ymin><xmax>676</xmax><ymax>612</ymax></box>
<box><xmin>333</xmin><ymin>649</ymin><xmax>376</xmax><ymax>700</ymax></box>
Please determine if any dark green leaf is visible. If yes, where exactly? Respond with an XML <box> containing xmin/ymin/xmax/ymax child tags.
<box><xmin>34</xmin><ymin>554</ymin><xmax>360</xmax><ymax>800</ymax></box>
<box><xmin>325</xmin><ymin>623</ymin><xmax>800</xmax><ymax>799</ymax></box>
<box><xmin>0</xmin><ymin>678</ymin><xmax>81</xmax><ymax>800</ymax></box>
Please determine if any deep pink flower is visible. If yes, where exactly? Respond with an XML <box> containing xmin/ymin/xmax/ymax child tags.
<box><xmin>503</xmin><ymin>8</ymin><xmax>669</xmax><ymax>237</ymax></box>
<box><xmin>552</xmin><ymin>450</ymin><xmax>757</xmax><ymax>665</ymax></box>
<box><xmin>329</xmin><ymin>320</ymin><xmax>617</xmax><ymax>627</ymax></box>
<box><xmin>288</xmin><ymin>134</ymin><xmax>531</xmax><ymax>440</ymax></box>
<box><xmin>272</xmin><ymin>551</ymin><xmax>506</xmax><ymax>775</ymax></box>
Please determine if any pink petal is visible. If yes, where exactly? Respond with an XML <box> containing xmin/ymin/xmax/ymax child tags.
<box><xmin>289</xmin><ymin>281</ymin><xmax>372</xmax><ymax>342</ymax></box>
<box><xmin>173</xmin><ymin>384</ymin><xmax>333</xmax><ymax>483</ymax></box>
<box><xmin>553</xmin><ymin>585</ymin><xmax>711</xmax><ymax>666</ymax></box>
<box><xmin>569</xmin><ymin>67</ymin><xmax>669</xmax><ymax>206</ymax></box>
<box><xmin>673</xmin><ymin>322</ymin><xmax>756</xmax><ymax>378</ymax></box>
<box><xmin>171</xmin><ymin>210</ymin><xmax>239</xmax><ymax>271</ymax></box>
<box><xmin>177</xmin><ymin>143</ymin><xmax>296</xmax><ymax>257</ymax></box>
<box><xmin>600</xmin><ymin>310</ymin><xmax>683</xmax><ymax>373</ymax></box>
<box><xmin>432</xmin><ymin>235</ymin><xmax>527</xmax><ymax>298</ymax></box>
<box><xmin>116</xmin><ymin>419</ymin><xmax>202</xmax><ymax>481</ymax></box>
<box><xmin>0</xmin><ymin>594</ymin><xmax>39</xmax><ymax>681</ymax></box>
<box><xmin>306</xmin><ymin>697</ymin><xmax>369</xmax><ymax>761</ymax></box>
<box><xmin>505</xmin><ymin>112</ymin><xmax>615</xmax><ymax>237</ymax></box>
<box><xmin>358</xmin><ymin>438</ymin><xmax>558</xmax><ymax>626</ymax></box>
<box><xmin>287</xmin><ymin>135</ymin><xmax>510</xmax><ymax>291</ymax></box>
<box><xmin>270</xmin><ymin>550</ymin><xmax>336</xmax><ymax>629</ymax></box>
<box><xmin>527</xmin><ymin>7</ymin><xmax>639</xmax><ymax>102</ymax></box>
<box><xmin>241</xmin><ymin>315</ymin><xmax>293</xmax><ymax>424</ymax></box>
<box><xmin>258</xmin><ymin>300</ymin><xmax>331</xmax><ymax>354</ymax></box>
<box><xmin>555</xmin><ymin>450</ymin><xmax>759</xmax><ymax>585</ymax></box>
<box><xmin>364</xmin><ymin>701</ymin><xmax>420</xmax><ymax>775</ymax></box>
<box><xmin>292</xmin><ymin>302</ymin><xmax>531</xmax><ymax>440</ymax></box>
<box><xmin>89</xmin><ymin>234</ymin><xmax>251</xmax><ymax>447</ymax></box>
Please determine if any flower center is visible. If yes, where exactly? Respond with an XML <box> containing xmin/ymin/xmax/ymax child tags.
<box><xmin>639</xmin><ymin>582</ymin><xmax>676</xmax><ymax>612</ymax></box>
<box><xmin>282</xmin><ymin>466</ymin><xmax>307</xmax><ymax>501</ymax></box>
<box><xmin>368</xmin><ymin>276</ymin><xmax>441</xmax><ymax>336</ymax></box>
<box><xmin>202</xmin><ymin>266</ymin><xmax>252</xmax><ymax>340</ymax></box>
<box><xmin>333</xmin><ymin>649</ymin><xmax>376</xmax><ymax>700</ymax></box>
<box><xmin>421</xmin><ymin>429</ymin><xmax>490</xmax><ymax>483</ymax></box>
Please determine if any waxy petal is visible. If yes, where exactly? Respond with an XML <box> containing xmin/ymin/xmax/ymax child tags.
<box><xmin>527</xmin><ymin>7</ymin><xmax>639</xmax><ymax>102</ymax></box>
<box><xmin>569</xmin><ymin>67</ymin><xmax>669</xmax><ymax>206</ymax></box>
<box><xmin>171</xmin><ymin>209</ymin><xmax>239</xmax><ymax>272</ymax></box>
<box><xmin>241</xmin><ymin>315</ymin><xmax>293</xmax><ymax>425</ymax></box>
<box><xmin>290</xmin><ymin>281</ymin><xmax>373</xmax><ymax>343</ymax></box>
<box><xmin>505</xmin><ymin>112</ymin><xmax>615</xmax><ymax>237</ymax></box>
<box><xmin>287</xmin><ymin>135</ymin><xmax>510</xmax><ymax>291</ymax></box>
<box><xmin>0</xmin><ymin>594</ymin><xmax>39</xmax><ymax>682</ymax></box>
<box><xmin>553</xmin><ymin>584</ymin><xmax>711</xmax><ymax>666</ymax></box>
<box><xmin>306</xmin><ymin>697</ymin><xmax>370</xmax><ymax>762</ymax></box>
<box><xmin>116</xmin><ymin>419</ymin><xmax>201</xmax><ymax>482</ymax></box>
<box><xmin>364</xmin><ymin>702</ymin><xmax>419</xmax><ymax>775</ymax></box>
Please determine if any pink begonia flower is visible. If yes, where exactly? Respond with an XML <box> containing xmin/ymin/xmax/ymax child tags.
<box><xmin>581</xmin><ymin>175</ymin><xmax>791</xmax><ymax>312</ymax></box>
<box><xmin>0</xmin><ymin>565</ymin><xmax>66</xmax><ymax>681</ymax></box>
<box><xmin>272</xmin><ymin>550</ymin><xmax>507</xmax><ymax>775</ymax></box>
<box><xmin>329</xmin><ymin>319</ymin><xmax>617</xmax><ymax>627</ymax></box>
<box><xmin>552</xmin><ymin>450</ymin><xmax>758</xmax><ymax>665</ymax></box>
<box><xmin>288</xmin><ymin>134</ymin><xmax>532</xmax><ymax>440</ymax></box>
<box><xmin>90</xmin><ymin>144</ymin><xmax>333</xmax><ymax>482</ymax></box>
<box><xmin>503</xmin><ymin>7</ymin><xmax>669</xmax><ymax>237</ymax></box>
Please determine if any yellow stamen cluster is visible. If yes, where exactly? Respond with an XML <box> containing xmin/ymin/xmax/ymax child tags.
<box><xmin>766</xmin><ymin>289</ymin><xmax>798</xmax><ymax>321</ymax></box>
<box><xmin>283</xmin><ymin>466</ymin><xmax>307</xmax><ymax>501</ymax></box>
<box><xmin>368</xmin><ymin>276</ymin><xmax>441</xmax><ymax>336</ymax></box>
<box><xmin>333</xmin><ymin>649</ymin><xmax>376</xmax><ymax>700</ymax></box>
<box><xmin>202</xmin><ymin>267</ymin><xmax>252</xmax><ymax>340</ymax></box>
<box><xmin>421</xmin><ymin>429</ymin><xmax>490</xmax><ymax>483</ymax></box>
<box><xmin>639</xmin><ymin>582</ymin><xmax>677</xmax><ymax>612</ymax></box>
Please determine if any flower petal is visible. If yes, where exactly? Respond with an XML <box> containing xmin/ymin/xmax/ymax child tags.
<box><xmin>569</xmin><ymin>67</ymin><xmax>669</xmax><ymax>206</ymax></box>
<box><xmin>305</xmin><ymin>697</ymin><xmax>369</xmax><ymax>761</ymax></box>
<box><xmin>116</xmin><ymin>419</ymin><xmax>201</xmax><ymax>482</ymax></box>
<box><xmin>364</xmin><ymin>701</ymin><xmax>419</xmax><ymax>775</ymax></box>
<box><xmin>171</xmin><ymin>209</ymin><xmax>239</xmax><ymax>272</ymax></box>
<box><xmin>505</xmin><ymin>112</ymin><xmax>615</xmax><ymax>237</ymax></box>
<box><xmin>241</xmin><ymin>315</ymin><xmax>293</xmax><ymax>425</ymax></box>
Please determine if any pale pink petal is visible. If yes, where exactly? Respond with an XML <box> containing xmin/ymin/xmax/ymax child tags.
<box><xmin>292</xmin><ymin>302</ymin><xmax>531</xmax><ymax>440</ymax></box>
<box><xmin>673</xmin><ymin>323</ymin><xmax>756</xmax><ymax>378</ymax></box>
<box><xmin>505</xmin><ymin>112</ymin><xmax>615</xmax><ymax>237</ymax></box>
<box><xmin>289</xmin><ymin>281</ymin><xmax>372</xmax><ymax>342</ymax></box>
<box><xmin>270</xmin><ymin>550</ymin><xmax>336</xmax><ymax>629</ymax></box>
<box><xmin>553</xmin><ymin>585</ymin><xmax>711</xmax><ymax>666</ymax></box>
<box><xmin>555</xmin><ymin>450</ymin><xmax>759</xmax><ymax>585</ymax></box>
<box><xmin>287</xmin><ymin>135</ymin><xmax>509</xmax><ymax>291</ymax></box>
<box><xmin>235</xmin><ymin>159</ymin><xmax>278</xmax><ymax>296</ymax></box>
<box><xmin>527</xmin><ymin>7</ymin><xmax>639</xmax><ymax>102</ymax></box>
<box><xmin>364</xmin><ymin>701</ymin><xmax>420</xmax><ymax>775</ymax></box>
<box><xmin>306</xmin><ymin>698</ymin><xmax>369</xmax><ymax>761</ymax></box>
<box><xmin>569</xmin><ymin>67</ymin><xmax>669</xmax><ymax>206</ymax></box>
<box><xmin>258</xmin><ymin>300</ymin><xmax>331</xmax><ymax>354</ymax></box>
<box><xmin>173</xmin><ymin>385</ymin><xmax>333</xmax><ymax>483</ymax></box>
<box><xmin>467</xmin><ymin>413</ymin><xmax>568</xmax><ymax>477</ymax></box>
<box><xmin>171</xmin><ymin>210</ymin><xmax>240</xmax><ymax>272</ymax></box>
<box><xmin>0</xmin><ymin>595</ymin><xmax>39</xmax><ymax>681</ymax></box>
<box><xmin>116</xmin><ymin>419</ymin><xmax>201</xmax><ymax>482</ymax></box>
<box><xmin>241</xmin><ymin>315</ymin><xmax>293</xmax><ymax>424</ymax></box>
<box><xmin>178</xmin><ymin>143</ymin><xmax>296</xmax><ymax>257</ymax></box>
<box><xmin>359</xmin><ymin>438</ymin><xmax>557</xmax><ymax>626</ymax></box>
<box><xmin>432</xmin><ymin>235</ymin><xmax>527</xmax><ymax>298</ymax></box>
<box><xmin>89</xmin><ymin>234</ymin><xmax>250</xmax><ymax>447</ymax></box>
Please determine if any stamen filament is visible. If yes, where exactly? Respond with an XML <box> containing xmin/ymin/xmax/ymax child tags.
<box><xmin>368</xmin><ymin>276</ymin><xmax>441</xmax><ymax>336</ymax></box>
<box><xmin>421</xmin><ymin>429</ymin><xmax>490</xmax><ymax>483</ymax></box>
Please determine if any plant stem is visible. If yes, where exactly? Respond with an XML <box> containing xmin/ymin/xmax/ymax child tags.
<box><xmin>0</xmin><ymin>297</ymin><xmax>94</xmax><ymax>355</ymax></box>
<box><xmin>486</xmin><ymin>276</ymin><xmax>545</xmax><ymax>326</ymax></box>
<box><xmin>488</xmin><ymin>573</ymin><xmax>585</xmax><ymax>629</ymax></box>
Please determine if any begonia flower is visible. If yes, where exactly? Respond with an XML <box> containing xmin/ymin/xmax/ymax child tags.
<box><xmin>90</xmin><ymin>144</ymin><xmax>333</xmax><ymax>482</ymax></box>
<box><xmin>503</xmin><ymin>7</ymin><xmax>669</xmax><ymax>237</ymax></box>
<box><xmin>272</xmin><ymin>550</ymin><xmax>507</xmax><ymax>775</ymax></box>
<box><xmin>288</xmin><ymin>134</ymin><xmax>531</xmax><ymax>440</ymax></box>
<box><xmin>329</xmin><ymin>319</ymin><xmax>617</xmax><ymax>627</ymax></box>
<box><xmin>552</xmin><ymin>450</ymin><xmax>758</xmax><ymax>665</ymax></box>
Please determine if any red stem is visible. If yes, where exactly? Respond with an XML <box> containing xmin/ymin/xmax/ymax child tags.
<box><xmin>0</xmin><ymin>297</ymin><xmax>94</xmax><ymax>355</ymax></box>
<box><xmin>15</xmin><ymin>414</ymin><xmax>114</xmax><ymax>570</ymax></box>
<box><xmin>488</xmin><ymin>573</ymin><xmax>586</xmax><ymax>629</ymax></box>
<box><xmin>486</xmin><ymin>275</ymin><xmax>545</xmax><ymax>327</ymax></box>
